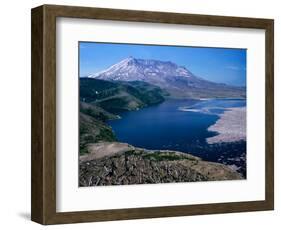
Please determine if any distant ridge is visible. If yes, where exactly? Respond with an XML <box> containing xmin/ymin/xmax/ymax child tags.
<box><xmin>88</xmin><ymin>57</ymin><xmax>246</xmax><ymax>98</ymax></box>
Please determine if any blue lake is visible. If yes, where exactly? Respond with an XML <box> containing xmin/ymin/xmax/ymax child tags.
<box><xmin>108</xmin><ymin>99</ymin><xmax>247</xmax><ymax>176</ymax></box>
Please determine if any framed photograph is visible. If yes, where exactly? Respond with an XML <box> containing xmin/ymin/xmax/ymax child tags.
<box><xmin>31</xmin><ymin>4</ymin><xmax>274</xmax><ymax>225</ymax></box>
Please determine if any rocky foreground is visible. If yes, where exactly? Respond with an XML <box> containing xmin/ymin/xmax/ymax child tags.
<box><xmin>207</xmin><ymin>107</ymin><xmax>246</xmax><ymax>144</ymax></box>
<box><xmin>79</xmin><ymin>142</ymin><xmax>243</xmax><ymax>186</ymax></box>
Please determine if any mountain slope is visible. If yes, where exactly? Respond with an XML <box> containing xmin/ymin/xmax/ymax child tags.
<box><xmin>79</xmin><ymin>142</ymin><xmax>243</xmax><ymax>186</ymax></box>
<box><xmin>80</xmin><ymin>78</ymin><xmax>167</xmax><ymax>113</ymax></box>
<box><xmin>89</xmin><ymin>57</ymin><xmax>246</xmax><ymax>98</ymax></box>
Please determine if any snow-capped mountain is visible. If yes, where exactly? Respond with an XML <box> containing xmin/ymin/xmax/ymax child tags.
<box><xmin>88</xmin><ymin>57</ymin><xmax>245</xmax><ymax>98</ymax></box>
<box><xmin>89</xmin><ymin>57</ymin><xmax>194</xmax><ymax>81</ymax></box>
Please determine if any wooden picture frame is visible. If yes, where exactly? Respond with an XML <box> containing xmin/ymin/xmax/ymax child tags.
<box><xmin>31</xmin><ymin>4</ymin><xmax>274</xmax><ymax>225</ymax></box>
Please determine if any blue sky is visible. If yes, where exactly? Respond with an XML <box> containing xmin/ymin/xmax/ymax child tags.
<box><xmin>79</xmin><ymin>42</ymin><xmax>246</xmax><ymax>86</ymax></box>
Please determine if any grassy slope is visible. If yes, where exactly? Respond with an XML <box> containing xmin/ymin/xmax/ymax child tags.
<box><xmin>80</xmin><ymin>102</ymin><xmax>118</xmax><ymax>122</ymax></box>
<box><xmin>80</xmin><ymin>78</ymin><xmax>167</xmax><ymax>113</ymax></box>
<box><xmin>79</xmin><ymin>113</ymin><xmax>117</xmax><ymax>155</ymax></box>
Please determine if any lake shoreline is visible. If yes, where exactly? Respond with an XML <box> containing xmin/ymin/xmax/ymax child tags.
<box><xmin>206</xmin><ymin>107</ymin><xmax>246</xmax><ymax>144</ymax></box>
